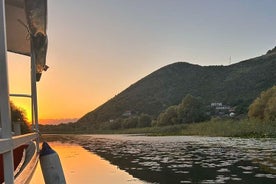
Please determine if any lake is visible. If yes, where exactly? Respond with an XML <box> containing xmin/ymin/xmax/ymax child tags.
<box><xmin>31</xmin><ymin>134</ymin><xmax>276</xmax><ymax>184</ymax></box>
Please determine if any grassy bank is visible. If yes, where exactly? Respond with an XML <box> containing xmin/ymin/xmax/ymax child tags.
<box><xmin>108</xmin><ymin>118</ymin><xmax>276</xmax><ymax>138</ymax></box>
<box><xmin>41</xmin><ymin>119</ymin><xmax>276</xmax><ymax>138</ymax></box>
<box><xmin>178</xmin><ymin>118</ymin><xmax>276</xmax><ymax>138</ymax></box>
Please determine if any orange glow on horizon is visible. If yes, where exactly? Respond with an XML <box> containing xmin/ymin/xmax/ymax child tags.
<box><xmin>10</xmin><ymin>98</ymin><xmax>32</xmax><ymax>123</ymax></box>
<box><xmin>38</xmin><ymin>118</ymin><xmax>79</xmax><ymax>125</ymax></box>
<box><xmin>19</xmin><ymin>105</ymin><xmax>32</xmax><ymax>123</ymax></box>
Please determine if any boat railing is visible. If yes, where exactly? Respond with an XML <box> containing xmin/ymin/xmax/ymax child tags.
<box><xmin>0</xmin><ymin>133</ymin><xmax>39</xmax><ymax>155</ymax></box>
<box><xmin>0</xmin><ymin>62</ymin><xmax>40</xmax><ymax>183</ymax></box>
<box><xmin>0</xmin><ymin>93</ymin><xmax>40</xmax><ymax>155</ymax></box>
<box><xmin>0</xmin><ymin>90</ymin><xmax>40</xmax><ymax>183</ymax></box>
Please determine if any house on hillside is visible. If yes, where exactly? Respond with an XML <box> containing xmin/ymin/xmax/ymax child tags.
<box><xmin>122</xmin><ymin>110</ymin><xmax>132</xmax><ymax>117</ymax></box>
<box><xmin>210</xmin><ymin>102</ymin><xmax>235</xmax><ymax>117</ymax></box>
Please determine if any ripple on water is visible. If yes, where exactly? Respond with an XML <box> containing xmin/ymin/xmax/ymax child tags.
<box><xmin>217</xmin><ymin>168</ymin><xmax>230</xmax><ymax>173</ymax></box>
<box><xmin>255</xmin><ymin>173</ymin><xmax>276</xmax><ymax>178</ymax></box>
<box><xmin>75</xmin><ymin>135</ymin><xmax>276</xmax><ymax>184</ymax></box>
<box><xmin>139</xmin><ymin>161</ymin><xmax>160</xmax><ymax>168</ymax></box>
<box><xmin>168</xmin><ymin>164</ymin><xmax>192</xmax><ymax>168</ymax></box>
<box><xmin>175</xmin><ymin>170</ymin><xmax>189</xmax><ymax>174</ymax></box>
<box><xmin>265</xmin><ymin>174</ymin><xmax>276</xmax><ymax>178</ymax></box>
<box><xmin>180</xmin><ymin>181</ymin><xmax>192</xmax><ymax>183</ymax></box>
<box><xmin>238</xmin><ymin>165</ymin><xmax>255</xmax><ymax>170</ymax></box>
<box><xmin>242</xmin><ymin>171</ymin><xmax>253</xmax><ymax>174</ymax></box>
<box><xmin>231</xmin><ymin>177</ymin><xmax>242</xmax><ymax>181</ymax></box>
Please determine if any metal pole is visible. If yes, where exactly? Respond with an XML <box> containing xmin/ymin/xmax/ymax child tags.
<box><xmin>0</xmin><ymin>0</ymin><xmax>14</xmax><ymax>183</ymax></box>
<box><xmin>31</xmin><ymin>57</ymin><xmax>35</xmax><ymax>131</ymax></box>
<box><xmin>30</xmin><ymin>38</ymin><xmax>40</xmax><ymax>151</ymax></box>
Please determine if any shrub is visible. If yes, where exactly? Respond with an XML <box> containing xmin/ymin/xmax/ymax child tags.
<box><xmin>248</xmin><ymin>86</ymin><xmax>276</xmax><ymax>121</ymax></box>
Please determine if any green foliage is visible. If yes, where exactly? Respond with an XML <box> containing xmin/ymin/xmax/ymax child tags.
<box><xmin>10</xmin><ymin>102</ymin><xmax>26</xmax><ymax>122</ymax></box>
<box><xmin>41</xmin><ymin>118</ymin><xmax>276</xmax><ymax>138</ymax></box>
<box><xmin>10</xmin><ymin>102</ymin><xmax>31</xmax><ymax>134</ymax></box>
<box><xmin>122</xmin><ymin>117</ymin><xmax>138</xmax><ymax>129</ymax></box>
<box><xmin>179</xmin><ymin>118</ymin><xmax>276</xmax><ymax>138</ymax></box>
<box><xmin>156</xmin><ymin>106</ymin><xmax>178</xmax><ymax>126</ymax></box>
<box><xmin>40</xmin><ymin>113</ymin><xmax>153</xmax><ymax>133</ymax></box>
<box><xmin>156</xmin><ymin>95</ymin><xmax>209</xmax><ymax>126</ymax></box>
<box><xmin>264</xmin><ymin>96</ymin><xmax>276</xmax><ymax>121</ymax></box>
<box><xmin>248</xmin><ymin>86</ymin><xmax>276</xmax><ymax>121</ymax></box>
<box><xmin>115</xmin><ymin>118</ymin><xmax>275</xmax><ymax>138</ymax></box>
<box><xmin>177</xmin><ymin>95</ymin><xmax>208</xmax><ymax>123</ymax></box>
<box><xmin>137</xmin><ymin>114</ymin><xmax>152</xmax><ymax>128</ymax></box>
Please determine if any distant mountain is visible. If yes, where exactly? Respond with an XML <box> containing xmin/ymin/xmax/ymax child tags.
<box><xmin>77</xmin><ymin>48</ymin><xmax>276</xmax><ymax>128</ymax></box>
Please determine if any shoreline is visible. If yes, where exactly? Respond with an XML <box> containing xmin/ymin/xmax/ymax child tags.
<box><xmin>40</xmin><ymin>118</ymin><xmax>276</xmax><ymax>138</ymax></box>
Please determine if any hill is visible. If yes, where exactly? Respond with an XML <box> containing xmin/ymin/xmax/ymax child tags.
<box><xmin>75</xmin><ymin>48</ymin><xmax>276</xmax><ymax>130</ymax></box>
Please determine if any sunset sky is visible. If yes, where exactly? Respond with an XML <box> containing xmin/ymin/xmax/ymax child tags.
<box><xmin>7</xmin><ymin>0</ymin><xmax>276</xmax><ymax>124</ymax></box>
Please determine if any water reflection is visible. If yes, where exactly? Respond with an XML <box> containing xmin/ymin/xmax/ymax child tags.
<box><xmin>30</xmin><ymin>141</ymin><xmax>144</xmax><ymax>184</ymax></box>
<box><xmin>43</xmin><ymin>135</ymin><xmax>276</xmax><ymax>184</ymax></box>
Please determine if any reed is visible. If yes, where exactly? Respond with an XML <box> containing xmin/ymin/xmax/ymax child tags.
<box><xmin>113</xmin><ymin>118</ymin><xmax>276</xmax><ymax>138</ymax></box>
<box><xmin>179</xmin><ymin>118</ymin><xmax>276</xmax><ymax>138</ymax></box>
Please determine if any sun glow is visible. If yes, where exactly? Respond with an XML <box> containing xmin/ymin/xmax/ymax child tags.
<box><xmin>8</xmin><ymin>53</ymin><xmax>32</xmax><ymax>124</ymax></box>
<box><xmin>10</xmin><ymin>98</ymin><xmax>32</xmax><ymax>123</ymax></box>
<box><xmin>20</xmin><ymin>105</ymin><xmax>32</xmax><ymax>123</ymax></box>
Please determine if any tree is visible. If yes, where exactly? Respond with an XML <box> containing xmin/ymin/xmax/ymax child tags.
<box><xmin>156</xmin><ymin>95</ymin><xmax>209</xmax><ymax>126</ymax></box>
<box><xmin>137</xmin><ymin>114</ymin><xmax>152</xmax><ymax>128</ymax></box>
<box><xmin>122</xmin><ymin>117</ymin><xmax>139</xmax><ymax>129</ymax></box>
<box><xmin>264</xmin><ymin>97</ymin><xmax>276</xmax><ymax>121</ymax></box>
<box><xmin>156</xmin><ymin>106</ymin><xmax>178</xmax><ymax>126</ymax></box>
<box><xmin>177</xmin><ymin>94</ymin><xmax>208</xmax><ymax>124</ymax></box>
<box><xmin>108</xmin><ymin>120</ymin><xmax>122</xmax><ymax>130</ymax></box>
<box><xmin>10</xmin><ymin>102</ymin><xmax>31</xmax><ymax>133</ymax></box>
<box><xmin>248</xmin><ymin>86</ymin><xmax>276</xmax><ymax>121</ymax></box>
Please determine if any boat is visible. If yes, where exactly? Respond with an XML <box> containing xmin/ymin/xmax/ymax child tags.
<box><xmin>0</xmin><ymin>0</ymin><xmax>48</xmax><ymax>183</ymax></box>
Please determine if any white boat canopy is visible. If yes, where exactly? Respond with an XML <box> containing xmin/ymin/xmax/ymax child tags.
<box><xmin>5</xmin><ymin>0</ymin><xmax>48</xmax><ymax>81</ymax></box>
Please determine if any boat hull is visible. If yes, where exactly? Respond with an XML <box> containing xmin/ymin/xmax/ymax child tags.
<box><xmin>0</xmin><ymin>142</ymin><xmax>39</xmax><ymax>184</ymax></box>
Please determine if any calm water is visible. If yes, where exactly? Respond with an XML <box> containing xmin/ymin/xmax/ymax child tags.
<box><xmin>35</xmin><ymin>135</ymin><xmax>276</xmax><ymax>184</ymax></box>
<box><xmin>30</xmin><ymin>141</ymin><xmax>143</xmax><ymax>184</ymax></box>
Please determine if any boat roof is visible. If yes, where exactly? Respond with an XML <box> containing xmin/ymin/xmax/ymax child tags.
<box><xmin>5</xmin><ymin>0</ymin><xmax>48</xmax><ymax>81</ymax></box>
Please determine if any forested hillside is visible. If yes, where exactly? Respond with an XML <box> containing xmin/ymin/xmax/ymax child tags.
<box><xmin>75</xmin><ymin>48</ymin><xmax>276</xmax><ymax>130</ymax></box>
<box><xmin>40</xmin><ymin>48</ymin><xmax>276</xmax><ymax>131</ymax></box>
